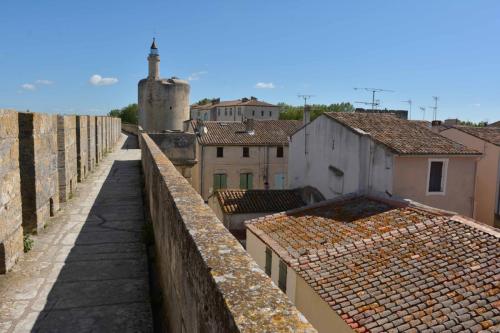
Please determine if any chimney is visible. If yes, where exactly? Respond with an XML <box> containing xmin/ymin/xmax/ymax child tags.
<box><xmin>196</xmin><ymin>120</ymin><xmax>207</xmax><ymax>136</ymax></box>
<box><xmin>242</xmin><ymin>97</ymin><xmax>249</xmax><ymax>103</ymax></box>
<box><xmin>303</xmin><ymin>105</ymin><xmax>311</xmax><ymax>126</ymax></box>
<box><xmin>431</xmin><ymin>120</ymin><xmax>442</xmax><ymax>127</ymax></box>
<box><xmin>245</xmin><ymin>118</ymin><xmax>255</xmax><ymax>133</ymax></box>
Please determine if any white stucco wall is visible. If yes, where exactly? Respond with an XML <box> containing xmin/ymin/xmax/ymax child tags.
<box><xmin>288</xmin><ymin>115</ymin><xmax>393</xmax><ymax>199</ymax></box>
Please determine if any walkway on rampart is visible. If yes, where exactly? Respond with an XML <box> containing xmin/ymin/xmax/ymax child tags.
<box><xmin>0</xmin><ymin>133</ymin><xmax>153</xmax><ymax>332</ymax></box>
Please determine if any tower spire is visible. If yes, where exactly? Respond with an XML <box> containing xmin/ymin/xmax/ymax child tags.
<box><xmin>147</xmin><ymin>38</ymin><xmax>160</xmax><ymax>80</ymax></box>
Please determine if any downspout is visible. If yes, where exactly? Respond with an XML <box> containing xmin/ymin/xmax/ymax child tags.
<box><xmin>200</xmin><ymin>144</ymin><xmax>205</xmax><ymax>201</ymax></box>
<box><xmin>471</xmin><ymin>155</ymin><xmax>479</xmax><ymax>219</ymax></box>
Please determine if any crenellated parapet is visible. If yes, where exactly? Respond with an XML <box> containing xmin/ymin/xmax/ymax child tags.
<box><xmin>0</xmin><ymin>109</ymin><xmax>122</xmax><ymax>274</ymax></box>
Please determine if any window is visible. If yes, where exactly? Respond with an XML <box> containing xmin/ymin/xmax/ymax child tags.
<box><xmin>278</xmin><ymin>260</ymin><xmax>287</xmax><ymax>293</ymax></box>
<box><xmin>252</xmin><ymin>110</ymin><xmax>255</xmax><ymax>116</ymax></box>
<box><xmin>216</xmin><ymin>147</ymin><xmax>224</xmax><ymax>158</ymax></box>
<box><xmin>229</xmin><ymin>110</ymin><xmax>232</xmax><ymax>116</ymax></box>
<box><xmin>239</xmin><ymin>173</ymin><xmax>253</xmax><ymax>189</ymax></box>
<box><xmin>238</xmin><ymin>108</ymin><xmax>241</xmax><ymax>116</ymax></box>
<box><xmin>274</xmin><ymin>173</ymin><xmax>285</xmax><ymax>189</ymax></box>
<box><xmin>213</xmin><ymin>174</ymin><xmax>227</xmax><ymax>191</ymax></box>
<box><xmin>269</xmin><ymin>111</ymin><xmax>272</xmax><ymax>117</ymax></box>
<box><xmin>242</xmin><ymin>147</ymin><xmax>249</xmax><ymax>157</ymax></box>
<box><xmin>427</xmin><ymin>159</ymin><xmax>448</xmax><ymax>194</ymax></box>
<box><xmin>276</xmin><ymin>146</ymin><xmax>284</xmax><ymax>158</ymax></box>
<box><xmin>265</xmin><ymin>248</ymin><xmax>272</xmax><ymax>276</ymax></box>
<box><xmin>261</xmin><ymin>110</ymin><xmax>264</xmax><ymax>117</ymax></box>
<box><xmin>225</xmin><ymin>110</ymin><xmax>228</xmax><ymax>116</ymax></box>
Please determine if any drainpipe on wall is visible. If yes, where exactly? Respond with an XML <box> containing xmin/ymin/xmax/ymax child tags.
<box><xmin>200</xmin><ymin>144</ymin><xmax>205</xmax><ymax>201</ymax></box>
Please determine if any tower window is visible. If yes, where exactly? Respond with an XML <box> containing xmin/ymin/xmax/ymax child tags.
<box><xmin>217</xmin><ymin>147</ymin><xmax>224</xmax><ymax>158</ymax></box>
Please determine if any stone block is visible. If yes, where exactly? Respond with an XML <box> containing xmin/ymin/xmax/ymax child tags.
<box><xmin>95</xmin><ymin>117</ymin><xmax>103</xmax><ymax>163</ymax></box>
<box><xmin>0</xmin><ymin>109</ymin><xmax>23</xmax><ymax>274</ymax></box>
<box><xmin>57</xmin><ymin>115</ymin><xmax>77</xmax><ymax>203</ymax></box>
<box><xmin>76</xmin><ymin>116</ymin><xmax>89</xmax><ymax>182</ymax></box>
<box><xmin>18</xmin><ymin>112</ymin><xmax>59</xmax><ymax>233</ymax></box>
<box><xmin>87</xmin><ymin>116</ymin><xmax>96</xmax><ymax>172</ymax></box>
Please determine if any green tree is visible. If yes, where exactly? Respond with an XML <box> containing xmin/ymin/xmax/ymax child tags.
<box><xmin>108</xmin><ymin>104</ymin><xmax>138</xmax><ymax>124</ymax></box>
<box><xmin>278</xmin><ymin>102</ymin><xmax>354</xmax><ymax>120</ymax></box>
<box><xmin>457</xmin><ymin>120</ymin><xmax>488</xmax><ymax>127</ymax></box>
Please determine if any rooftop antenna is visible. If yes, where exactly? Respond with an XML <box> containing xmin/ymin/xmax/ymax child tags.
<box><xmin>354</xmin><ymin>87</ymin><xmax>394</xmax><ymax>110</ymax></box>
<box><xmin>419</xmin><ymin>107</ymin><xmax>426</xmax><ymax>120</ymax></box>
<box><xmin>401</xmin><ymin>99</ymin><xmax>412</xmax><ymax>120</ymax></box>
<box><xmin>428</xmin><ymin>96</ymin><xmax>439</xmax><ymax>121</ymax></box>
<box><xmin>298</xmin><ymin>94</ymin><xmax>314</xmax><ymax>155</ymax></box>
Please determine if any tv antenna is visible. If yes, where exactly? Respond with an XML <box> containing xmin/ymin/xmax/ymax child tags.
<box><xmin>298</xmin><ymin>94</ymin><xmax>314</xmax><ymax>124</ymax></box>
<box><xmin>401</xmin><ymin>99</ymin><xmax>412</xmax><ymax>120</ymax></box>
<box><xmin>354</xmin><ymin>87</ymin><xmax>394</xmax><ymax>110</ymax></box>
<box><xmin>419</xmin><ymin>107</ymin><xmax>426</xmax><ymax>120</ymax></box>
<box><xmin>356</xmin><ymin>100</ymin><xmax>380</xmax><ymax>108</ymax></box>
<box><xmin>428</xmin><ymin>96</ymin><xmax>439</xmax><ymax>121</ymax></box>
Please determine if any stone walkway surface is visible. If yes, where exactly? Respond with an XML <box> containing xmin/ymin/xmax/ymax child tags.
<box><xmin>0</xmin><ymin>133</ymin><xmax>153</xmax><ymax>332</ymax></box>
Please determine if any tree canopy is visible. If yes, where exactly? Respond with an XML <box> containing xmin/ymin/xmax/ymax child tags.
<box><xmin>278</xmin><ymin>102</ymin><xmax>354</xmax><ymax>120</ymax></box>
<box><xmin>109</xmin><ymin>104</ymin><xmax>138</xmax><ymax>124</ymax></box>
<box><xmin>457</xmin><ymin>120</ymin><xmax>488</xmax><ymax>127</ymax></box>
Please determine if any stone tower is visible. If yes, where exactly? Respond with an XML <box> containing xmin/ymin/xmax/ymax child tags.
<box><xmin>138</xmin><ymin>39</ymin><xmax>190</xmax><ymax>132</ymax></box>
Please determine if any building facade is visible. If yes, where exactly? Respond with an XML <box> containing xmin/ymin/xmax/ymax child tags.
<box><xmin>289</xmin><ymin>113</ymin><xmax>480</xmax><ymax>217</ymax></box>
<box><xmin>440</xmin><ymin>126</ymin><xmax>500</xmax><ymax>227</ymax></box>
<box><xmin>138</xmin><ymin>39</ymin><xmax>190</xmax><ymax>132</ymax></box>
<box><xmin>188</xmin><ymin>119</ymin><xmax>301</xmax><ymax>200</ymax></box>
<box><xmin>190</xmin><ymin>97</ymin><xmax>281</xmax><ymax>122</ymax></box>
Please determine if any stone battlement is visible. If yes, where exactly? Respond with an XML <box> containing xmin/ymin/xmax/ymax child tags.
<box><xmin>140</xmin><ymin>132</ymin><xmax>316</xmax><ymax>332</ymax></box>
<box><xmin>0</xmin><ymin>109</ymin><xmax>121</xmax><ymax>273</ymax></box>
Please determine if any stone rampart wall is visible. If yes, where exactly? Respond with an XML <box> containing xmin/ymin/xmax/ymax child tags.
<box><xmin>122</xmin><ymin>123</ymin><xmax>139</xmax><ymax>135</ymax></box>
<box><xmin>18</xmin><ymin>112</ymin><xmax>59</xmax><ymax>233</ymax></box>
<box><xmin>87</xmin><ymin>116</ymin><xmax>96</xmax><ymax>172</ymax></box>
<box><xmin>76</xmin><ymin>115</ymin><xmax>89</xmax><ymax>182</ymax></box>
<box><xmin>0</xmin><ymin>110</ymin><xmax>120</xmax><ymax>274</ymax></box>
<box><xmin>140</xmin><ymin>133</ymin><xmax>315</xmax><ymax>333</ymax></box>
<box><xmin>0</xmin><ymin>110</ymin><xmax>23</xmax><ymax>274</ymax></box>
<box><xmin>95</xmin><ymin>117</ymin><xmax>103</xmax><ymax>164</ymax></box>
<box><xmin>57</xmin><ymin>115</ymin><xmax>78</xmax><ymax>202</ymax></box>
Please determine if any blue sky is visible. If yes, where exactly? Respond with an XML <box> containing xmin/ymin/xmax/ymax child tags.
<box><xmin>1</xmin><ymin>1</ymin><xmax>499</xmax><ymax>122</ymax></box>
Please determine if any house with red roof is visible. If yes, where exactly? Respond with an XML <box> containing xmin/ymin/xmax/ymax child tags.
<box><xmin>288</xmin><ymin>112</ymin><xmax>481</xmax><ymax>217</ymax></box>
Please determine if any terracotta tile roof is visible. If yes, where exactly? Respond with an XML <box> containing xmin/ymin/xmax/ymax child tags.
<box><xmin>214</xmin><ymin>189</ymin><xmax>306</xmax><ymax>214</ymax></box>
<box><xmin>451</xmin><ymin>126</ymin><xmax>500</xmax><ymax>146</ymax></box>
<box><xmin>247</xmin><ymin>197</ymin><xmax>438</xmax><ymax>260</ymax></box>
<box><xmin>191</xmin><ymin>120</ymin><xmax>302</xmax><ymax>146</ymax></box>
<box><xmin>324</xmin><ymin>113</ymin><xmax>480</xmax><ymax>155</ymax></box>
<box><xmin>247</xmin><ymin>196</ymin><xmax>500</xmax><ymax>333</ymax></box>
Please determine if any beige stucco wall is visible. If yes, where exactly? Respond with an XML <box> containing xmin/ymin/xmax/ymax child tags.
<box><xmin>195</xmin><ymin>144</ymin><xmax>289</xmax><ymax>200</ymax></box>
<box><xmin>246</xmin><ymin>230</ymin><xmax>354</xmax><ymax>333</ymax></box>
<box><xmin>393</xmin><ymin>155</ymin><xmax>477</xmax><ymax>217</ymax></box>
<box><xmin>295</xmin><ymin>276</ymin><xmax>354</xmax><ymax>333</ymax></box>
<box><xmin>191</xmin><ymin>105</ymin><xmax>280</xmax><ymax>122</ymax></box>
<box><xmin>440</xmin><ymin>128</ymin><xmax>500</xmax><ymax>226</ymax></box>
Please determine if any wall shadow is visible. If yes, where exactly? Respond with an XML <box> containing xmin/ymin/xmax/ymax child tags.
<box><xmin>32</xmin><ymin>158</ymin><xmax>153</xmax><ymax>332</ymax></box>
<box><xmin>121</xmin><ymin>133</ymin><xmax>139</xmax><ymax>149</ymax></box>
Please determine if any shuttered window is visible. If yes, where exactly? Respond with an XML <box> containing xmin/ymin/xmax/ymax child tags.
<box><xmin>278</xmin><ymin>260</ymin><xmax>287</xmax><ymax>293</ymax></box>
<box><xmin>239</xmin><ymin>173</ymin><xmax>253</xmax><ymax>189</ymax></box>
<box><xmin>213</xmin><ymin>174</ymin><xmax>227</xmax><ymax>190</ymax></box>
<box><xmin>265</xmin><ymin>247</ymin><xmax>272</xmax><ymax>276</ymax></box>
